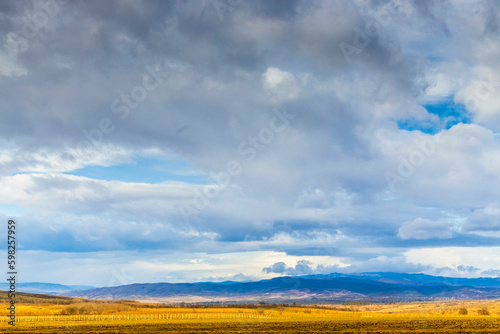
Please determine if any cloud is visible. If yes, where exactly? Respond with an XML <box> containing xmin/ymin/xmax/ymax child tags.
<box><xmin>398</xmin><ymin>218</ymin><xmax>455</xmax><ymax>240</ymax></box>
<box><xmin>343</xmin><ymin>255</ymin><xmax>429</xmax><ymax>274</ymax></box>
<box><xmin>263</xmin><ymin>259</ymin><xmax>342</xmax><ymax>276</ymax></box>
<box><xmin>462</xmin><ymin>207</ymin><xmax>500</xmax><ymax>238</ymax></box>
<box><xmin>262</xmin><ymin>261</ymin><xmax>287</xmax><ymax>274</ymax></box>
<box><xmin>463</xmin><ymin>207</ymin><xmax>500</xmax><ymax>232</ymax></box>
<box><xmin>405</xmin><ymin>247</ymin><xmax>500</xmax><ymax>277</ymax></box>
<box><xmin>1</xmin><ymin>0</ymin><xmax>500</xmax><ymax>285</ymax></box>
<box><xmin>262</xmin><ymin>67</ymin><xmax>301</xmax><ymax>102</ymax></box>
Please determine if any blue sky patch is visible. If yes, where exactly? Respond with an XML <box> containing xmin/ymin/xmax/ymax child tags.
<box><xmin>66</xmin><ymin>156</ymin><xmax>206</xmax><ymax>184</ymax></box>
<box><xmin>398</xmin><ymin>97</ymin><xmax>471</xmax><ymax>134</ymax></box>
<box><xmin>0</xmin><ymin>204</ymin><xmax>25</xmax><ymax>216</ymax></box>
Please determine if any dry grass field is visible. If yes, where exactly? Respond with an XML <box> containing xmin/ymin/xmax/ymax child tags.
<box><xmin>1</xmin><ymin>292</ymin><xmax>500</xmax><ymax>333</ymax></box>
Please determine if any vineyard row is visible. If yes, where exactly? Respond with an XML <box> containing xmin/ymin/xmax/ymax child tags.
<box><xmin>1</xmin><ymin>313</ymin><xmax>287</xmax><ymax>322</ymax></box>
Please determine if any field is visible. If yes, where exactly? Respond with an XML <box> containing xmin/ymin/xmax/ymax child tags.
<box><xmin>1</xmin><ymin>292</ymin><xmax>500</xmax><ymax>333</ymax></box>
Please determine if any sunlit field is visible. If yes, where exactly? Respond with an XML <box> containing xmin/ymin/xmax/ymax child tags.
<box><xmin>1</xmin><ymin>292</ymin><xmax>500</xmax><ymax>333</ymax></box>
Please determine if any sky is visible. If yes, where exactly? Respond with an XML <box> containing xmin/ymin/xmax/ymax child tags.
<box><xmin>2</xmin><ymin>0</ymin><xmax>500</xmax><ymax>287</ymax></box>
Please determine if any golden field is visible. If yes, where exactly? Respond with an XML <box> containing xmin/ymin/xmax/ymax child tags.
<box><xmin>1</xmin><ymin>292</ymin><xmax>500</xmax><ymax>333</ymax></box>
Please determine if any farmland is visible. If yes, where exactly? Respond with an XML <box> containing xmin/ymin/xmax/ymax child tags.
<box><xmin>1</xmin><ymin>292</ymin><xmax>500</xmax><ymax>333</ymax></box>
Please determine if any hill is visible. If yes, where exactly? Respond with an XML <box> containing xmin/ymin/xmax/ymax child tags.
<box><xmin>63</xmin><ymin>273</ymin><xmax>500</xmax><ymax>303</ymax></box>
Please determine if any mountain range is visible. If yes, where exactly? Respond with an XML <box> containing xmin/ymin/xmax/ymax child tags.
<box><xmin>0</xmin><ymin>282</ymin><xmax>95</xmax><ymax>294</ymax></box>
<box><xmin>62</xmin><ymin>272</ymin><xmax>500</xmax><ymax>304</ymax></box>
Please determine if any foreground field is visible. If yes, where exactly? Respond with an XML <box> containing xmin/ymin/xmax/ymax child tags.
<box><xmin>1</xmin><ymin>292</ymin><xmax>500</xmax><ymax>333</ymax></box>
<box><xmin>3</xmin><ymin>317</ymin><xmax>500</xmax><ymax>333</ymax></box>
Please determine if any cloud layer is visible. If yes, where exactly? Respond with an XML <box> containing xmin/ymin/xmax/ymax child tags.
<box><xmin>1</xmin><ymin>0</ymin><xmax>500</xmax><ymax>285</ymax></box>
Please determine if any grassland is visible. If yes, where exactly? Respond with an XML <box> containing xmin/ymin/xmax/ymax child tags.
<box><xmin>1</xmin><ymin>291</ymin><xmax>500</xmax><ymax>333</ymax></box>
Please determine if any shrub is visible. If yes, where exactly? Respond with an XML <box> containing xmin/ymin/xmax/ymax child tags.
<box><xmin>477</xmin><ymin>307</ymin><xmax>490</xmax><ymax>315</ymax></box>
<box><xmin>458</xmin><ymin>307</ymin><xmax>468</xmax><ymax>315</ymax></box>
<box><xmin>60</xmin><ymin>306</ymin><xmax>79</xmax><ymax>315</ymax></box>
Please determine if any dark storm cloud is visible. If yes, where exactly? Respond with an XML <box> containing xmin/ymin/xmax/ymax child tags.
<box><xmin>0</xmin><ymin>0</ymin><xmax>417</xmax><ymax>148</ymax></box>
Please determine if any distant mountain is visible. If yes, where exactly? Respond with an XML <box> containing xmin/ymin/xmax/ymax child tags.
<box><xmin>64</xmin><ymin>273</ymin><xmax>500</xmax><ymax>303</ymax></box>
<box><xmin>298</xmin><ymin>272</ymin><xmax>500</xmax><ymax>288</ymax></box>
<box><xmin>0</xmin><ymin>282</ymin><xmax>95</xmax><ymax>294</ymax></box>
